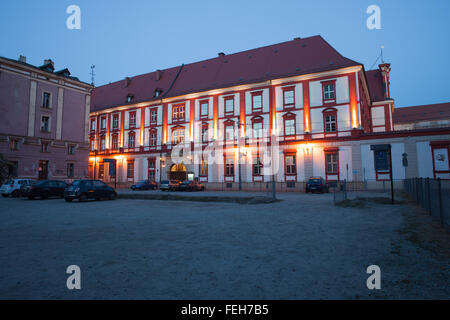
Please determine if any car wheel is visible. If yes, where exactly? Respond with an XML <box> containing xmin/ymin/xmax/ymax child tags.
<box><xmin>109</xmin><ymin>192</ymin><xmax>116</xmax><ymax>200</ymax></box>
<box><xmin>11</xmin><ymin>190</ymin><xmax>20</xmax><ymax>198</ymax></box>
<box><xmin>65</xmin><ymin>198</ymin><xmax>73</xmax><ymax>202</ymax></box>
<box><xmin>79</xmin><ymin>193</ymin><xmax>88</xmax><ymax>202</ymax></box>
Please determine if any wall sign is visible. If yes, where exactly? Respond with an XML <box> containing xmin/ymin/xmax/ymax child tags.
<box><xmin>433</xmin><ymin>148</ymin><xmax>449</xmax><ymax>172</ymax></box>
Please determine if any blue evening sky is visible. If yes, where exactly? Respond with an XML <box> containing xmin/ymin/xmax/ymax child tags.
<box><xmin>1</xmin><ymin>0</ymin><xmax>449</xmax><ymax>108</ymax></box>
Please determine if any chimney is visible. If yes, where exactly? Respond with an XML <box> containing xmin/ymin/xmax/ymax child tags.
<box><xmin>18</xmin><ymin>55</ymin><xmax>27</xmax><ymax>63</ymax></box>
<box><xmin>155</xmin><ymin>69</ymin><xmax>161</xmax><ymax>81</ymax></box>
<box><xmin>44</xmin><ymin>59</ymin><xmax>54</xmax><ymax>67</ymax></box>
<box><xmin>218</xmin><ymin>52</ymin><xmax>225</xmax><ymax>57</ymax></box>
<box><xmin>379</xmin><ymin>63</ymin><xmax>391</xmax><ymax>99</ymax></box>
<box><xmin>125</xmin><ymin>77</ymin><xmax>131</xmax><ymax>87</ymax></box>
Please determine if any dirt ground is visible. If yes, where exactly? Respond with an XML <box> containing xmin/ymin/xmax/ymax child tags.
<box><xmin>0</xmin><ymin>191</ymin><xmax>448</xmax><ymax>299</ymax></box>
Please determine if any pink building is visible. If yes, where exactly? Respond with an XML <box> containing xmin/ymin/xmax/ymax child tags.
<box><xmin>0</xmin><ymin>56</ymin><xmax>93</xmax><ymax>181</ymax></box>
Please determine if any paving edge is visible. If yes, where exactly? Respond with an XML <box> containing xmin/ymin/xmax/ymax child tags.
<box><xmin>117</xmin><ymin>193</ymin><xmax>280</xmax><ymax>204</ymax></box>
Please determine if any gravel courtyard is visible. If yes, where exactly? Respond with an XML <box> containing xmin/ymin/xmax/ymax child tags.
<box><xmin>0</xmin><ymin>192</ymin><xmax>449</xmax><ymax>300</ymax></box>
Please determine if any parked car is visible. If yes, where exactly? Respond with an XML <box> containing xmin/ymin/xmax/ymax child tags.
<box><xmin>0</xmin><ymin>179</ymin><xmax>35</xmax><ymax>197</ymax></box>
<box><xmin>305</xmin><ymin>177</ymin><xmax>329</xmax><ymax>193</ymax></box>
<box><xmin>178</xmin><ymin>180</ymin><xmax>205</xmax><ymax>192</ymax></box>
<box><xmin>160</xmin><ymin>180</ymin><xmax>181</xmax><ymax>191</ymax></box>
<box><xmin>24</xmin><ymin>180</ymin><xmax>68</xmax><ymax>199</ymax></box>
<box><xmin>130</xmin><ymin>180</ymin><xmax>157</xmax><ymax>191</ymax></box>
<box><xmin>64</xmin><ymin>179</ymin><xmax>117</xmax><ymax>202</ymax></box>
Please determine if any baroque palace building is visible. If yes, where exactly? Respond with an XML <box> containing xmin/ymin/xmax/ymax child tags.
<box><xmin>89</xmin><ymin>36</ymin><xmax>450</xmax><ymax>190</ymax></box>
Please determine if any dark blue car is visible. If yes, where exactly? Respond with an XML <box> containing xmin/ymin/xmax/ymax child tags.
<box><xmin>64</xmin><ymin>180</ymin><xmax>117</xmax><ymax>202</ymax></box>
<box><xmin>130</xmin><ymin>180</ymin><xmax>157</xmax><ymax>191</ymax></box>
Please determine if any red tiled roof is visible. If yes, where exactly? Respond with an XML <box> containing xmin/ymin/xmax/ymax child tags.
<box><xmin>393</xmin><ymin>102</ymin><xmax>450</xmax><ymax>124</ymax></box>
<box><xmin>91</xmin><ymin>35</ymin><xmax>361</xmax><ymax>112</ymax></box>
<box><xmin>365</xmin><ymin>69</ymin><xmax>385</xmax><ymax>102</ymax></box>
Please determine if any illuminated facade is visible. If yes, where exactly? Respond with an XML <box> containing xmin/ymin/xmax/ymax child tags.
<box><xmin>89</xmin><ymin>36</ymin><xmax>450</xmax><ymax>189</ymax></box>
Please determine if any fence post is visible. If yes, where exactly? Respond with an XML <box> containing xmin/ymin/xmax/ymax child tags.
<box><xmin>438</xmin><ymin>178</ymin><xmax>444</xmax><ymax>227</ymax></box>
<box><xmin>426</xmin><ymin>178</ymin><xmax>431</xmax><ymax>215</ymax></box>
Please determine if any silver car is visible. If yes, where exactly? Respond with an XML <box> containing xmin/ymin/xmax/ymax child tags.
<box><xmin>0</xmin><ymin>179</ymin><xmax>35</xmax><ymax>197</ymax></box>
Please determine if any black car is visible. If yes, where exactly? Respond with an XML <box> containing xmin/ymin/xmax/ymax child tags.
<box><xmin>64</xmin><ymin>180</ymin><xmax>117</xmax><ymax>202</ymax></box>
<box><xmin>24</xmin><ymin>180</ymin><xmax>68</xmax><ymax>199</ymax></box>
<box><xmin>178</xmin><ymin>180</ymin><xmax>205</xmax><ymax>192</ymax></box>
<box><xmin>130</xmin><ymin>180</ymin><xmax>157</xmax><ymax>191</ymax></box>
<box><xmin>305</xmin><ymin>177</ymin><xmax>329</xmax><ymax>193</ymax></box>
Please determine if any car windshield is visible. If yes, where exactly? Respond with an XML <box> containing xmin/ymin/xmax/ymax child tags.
<box><xmin>35</xmin><ymin>181</ymin><xmax>48</xmax><ymax>186</ymax></box>
<box><xmin>309</xmin><ymin>179</ymin><xmax>321</xmax><ymax>183</ymax></box>
<box><xmin>138</xmin><ymin>180</ymin><xmax>146</xmax><ymax>184</ymax></box>
<box><xmin>161</xmin><ymin>181</ymin><xmax>169</xmax><ymax>184</ymax></box>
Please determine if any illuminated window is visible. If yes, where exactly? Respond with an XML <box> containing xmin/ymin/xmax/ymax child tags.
<box><xmin>100</xmin><ymin>136</ymin><xmax>106</xmax><ymax>151</ymax></box>
<box><xmin>150</xmin><ymin>109</ymin><xmax>158</xmax><ymax>123</ymax></box>
<box><xmin>90</xmin><ymin>139</ymin><xmax>96</xmax><ymax>151</ymax></box>
<box><xmin>199</xmin><ymin>158</ymin><xmax>208</xmax><ymax>177</ymax></box>
<box><xmin>225</xmin><ymin>125</ymin><xmax>234</xmax><ymax>141</ymax></box>
<box><xmin>90</xmin><ymin>119</ymin><xmax>96</xmax><ymax>131</ymax></box>
<box><xmin>253</xmin><ymin>121</ymin><xmax>263</xmax><ymax>138</ymax></box>
<box><xmin>172</xmin><ymin>129</ymin><xmax>185</xmax><ymax>144</ymax></box>
<box><xmin>173</xmin><ymin>104</ymin><xmax>185</xmax><ymax>121</ymax></box>
<box><xmin>127</xmin><ymin>161</ymin><xmax>134</xmax><ymax>178</ymax></box>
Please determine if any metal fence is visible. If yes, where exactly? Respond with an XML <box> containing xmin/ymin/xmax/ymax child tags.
<box><xmin>403</xmin><ymin>178</ymin><xmax>450</xmax><ymax>232</ymax></box>
<box><xmin>333</xmin><ymin>180</ymin><xmax>348</xmax><ymax>204</ymax></box>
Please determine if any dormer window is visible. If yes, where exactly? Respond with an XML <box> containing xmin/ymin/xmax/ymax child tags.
<box><xmin>126</xmin><ymin>95</ymin><xmax>134</xmax><ymax>103</ymax></box>
<box><xmin>154</xmin><ymin>89</ymin><xmax>162</xmax><ymax>97</ymax></box>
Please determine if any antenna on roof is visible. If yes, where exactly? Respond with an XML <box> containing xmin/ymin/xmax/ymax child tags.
<box><xmin>380</xmin><ymin>45</ymin><xmax>385</xmax><ymax>63</ymax></box>
<box><xmin>90</xmin><ymin>65</ymin><xmax>96</xmax><ymax>86</ymax></box>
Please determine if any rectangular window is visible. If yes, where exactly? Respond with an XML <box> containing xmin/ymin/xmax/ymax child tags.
<box><xmin>10</xmin><ymin>139</ymin><xmax>19</xmax><ymax>151</ymax></box>
<box><xmin>253</xmin><ymin>122</ymin><xmax>263</xmax><ymax>138</ymax></box>
<box><xmin>99</xmin><ymin>164</ymin><xmax>104</xmax><ymax>179</ymax></box>
<box><xmin>326</xmin><ymin>153</ymin><xmax>338</xmax><ymax>174</ymax></box>
<box><xmin>91</xmin><ymin>119</ymin><xmax>96</xmax><ymax>131</ymax></box>
<box><xmin>172</xmin><ymin>104</ymin><xmax>185</xmax><ymax>121</ymax></box>
<box><xmin>283</xmin><ymin>88</ymin><xmax>295</xmax><ymax>108</ymax></box>
<box><xmin>100</xmin><ymin>117</ymin><xmax>106</xmax><ymax>130</ymax></box>
<box><xmin>284</xmin><ymin>119</ymin><xmax>295</xmax><ymax>136</ymax></box>
<box><xmin>42</xmin><ymin>92</ymin><xmax>51</xmax><ymax>108</ymax></box>
<box><xmin>201</xmin><ymin>126</ymin><xmax>208</xmax><ymax>143</ymax></box>
<box><xmin>285</xmin><ymin>155</ymin><xmax>296</xmax><ymax>175</ymax></box>
<box><xmin>225</xmin><ymin>97</ymin><xmax>234</xmax><ymax>114</ymax></box>
<box><xmin>90</xmin><ymin>139</ymin><xmax>96</xmax><ymax>151</ymax></box>
<box><xmin>112</xmin><ymin>114</ymin><xmax>119</xmax><ymax>129</ymax></box>
<box><xmin>323</xmin><ymin>83</ymin><xmax>336</xmax><ymax>101</ymax></box>
<box><xmin>149</xmin><ymin>130</ymin><xmax>157</xmax><ymax>147</ymax></box>
<box><xmin>68</xmin><ymin>145</ymin><xmax>76</xmax><ymax>155</ymax></box>
<box><xmin>172</xmin><ymin>129</ymin><xmax>185</xmax><ymax>144</ymax></box>
<box><xmin>199</xmin><ymin>158</ymin><xmax>208</xmax><ymax>177</ymax></box>
<box><xmin>127</xmin><ymin>161</ymin><xmax>134</xmax><ymax>178</ymax></box>
<box><xmin>129</xmin><ymin>112</ymin><xmax>136</xmax><ymax>127</ymax></box>
<box><xmin>128</xmin><ymin>133</ymin><xmax>136</xmax><ymax>148</ymax></box>
<box><xmin>225</xmin><ymin>157</ymin><xmax>234</xmax><ymax>176</ymax></box>
<box><xmin>200</xmin><ymin>101</ymin><xmax>209</xmax><ymax>117</ymax></box>
<box><xmin>112</xmin><ymin>135</ymin><xmax>119</xmax><ymax>150</ymax></box>
<box><xmin>150</xmin><ymin>109</ymin><xmax>158</xmax><ymax>123</ymax></box>
<box><xmin>67</xmin><ymin>163</ymin><xmax>74</xmax><ymax>178</ymax></box>
<box><xmin>41</xmin><ymin>142</ymin><xmax>49</xmax><ymax>153</ymax></box>
<box><xmin>148</xmin><ymin>158</ymin><xmax>156</xmax><ymax>181</ymax></box>
<box><xmin>100</xmin><ymin>136</ymin><xmax>106</xmax><ymax>151</ymax></box>
<box><xmin>253</xmin><ymin>156</ymin><xmax>263</xmax><ymax>176</ymax></box>
<box><xmin>225</xmin><ymin>125</ymin><xmax>234</xmax><ymax>141</ymax></box>
<box><xmin>252</xmin><ymin>92</ymin><xmax>263</xmax><ymax>112</ymax></box>
<box><xmin>325</xmin><ymin>114</ymin><xmax>337</xmax><ymax>132</ymax></box>
<box><xmin>41</xmin><ymin>116</ymin><xmax>50</xmax><ymax>132</ymax></box>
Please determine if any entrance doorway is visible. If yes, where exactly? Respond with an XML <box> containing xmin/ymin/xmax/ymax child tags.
<box><xmin>169</xmin><ymin>163</ymin><xmax>187</xmax><ymax>181</ymax></box>
<box><xmin>38</xmin><ymin>160</ymin><xmax>49</xmax><ymax>180</ymax></box>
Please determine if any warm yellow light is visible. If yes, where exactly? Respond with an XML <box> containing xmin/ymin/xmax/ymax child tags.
<box><xmin>303</xmin><ymin>143</ymin><xmax>313</xmax><ymax>155</ymax></box>
<box><xmin>114</xmin><ymin>155</ymin><xmax>125</xmax><ymax>161</ymax></box>
<box><xmin>89</xmin><ymin>157</ymin><xmax>95</xmax><ymax>162</ymax></box>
